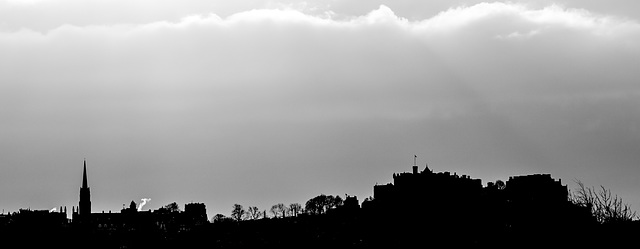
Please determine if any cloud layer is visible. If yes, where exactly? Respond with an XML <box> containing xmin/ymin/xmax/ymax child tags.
<box><xmin>1</xmin><ymin>2</ymin><xmax>639</xmax><ymax>214</ymax></box>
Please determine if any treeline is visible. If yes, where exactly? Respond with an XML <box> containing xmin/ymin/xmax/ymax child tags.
<box><xmin>212</xmin><ymin>194</ymin><xmax>347</xmax><ymax>223</ymax></box>
<box><xmin>571</xmin><ymin>180</ymin><xmax>637</xmax><ymax>224</ymax></box>
<box><xmin>212</xmin><ymin>181</ymin><xmax>638</xmax><ymax>226</ymax></box>
<box><xmin>196</xmin><ymin>180</ymin><xmax>640</xmax><ymax>248</ymax></box>
<box><xmin>1</xmin><ymin>176</ymin><xmax>638</xmax><ymax>248</ymax></box>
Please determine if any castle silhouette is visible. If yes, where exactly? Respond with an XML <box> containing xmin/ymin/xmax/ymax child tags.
<box><xmin>0</xmin><ymin>158</ymin><xmax>636</xmax><ymax>248</ymax></box>
<box><xmin>356</xmin><ymin>159</ymin><xmax>594</xmax><ymax>246</ymax></box>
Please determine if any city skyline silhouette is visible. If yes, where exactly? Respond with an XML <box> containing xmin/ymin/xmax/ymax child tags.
<box><xmin>3</xmin><ymin>157</ymin><xmax>636</xmax><ymax>220</ymax></box>
<box><xmin>2</xmin><ymin>2</ymin><xmax>640</xmax><ymax>217</ymax></box>
<box><xmin>1</xmin><ymin>157</ymin><xmax>636</xmax><ymax>248</ymax></box>
<box><xmin>1</xmin><ymin>1</ymin><xmax>640</xmax><ymax>246</ymax></box>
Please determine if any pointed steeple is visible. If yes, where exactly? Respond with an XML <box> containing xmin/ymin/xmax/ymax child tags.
<box><xmin>82</xmin><ymin>159</ymin><xmax>88</xmax><ymax>189</ymax></box>
<box><xmin>79</xmin><ymin>159</ymin><xmax>91</xmax><ymax>217</ymax></box>
<box><xmin>424</xmin><ymin>163</ymin><xmax>432</xmax><ymax>174</ymax></box>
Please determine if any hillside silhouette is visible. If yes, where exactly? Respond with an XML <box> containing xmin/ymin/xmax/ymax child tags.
<box><xmin>0</xmin><ymin>160</ymin><xmax>638</xmax><ymax>248</ymax></box>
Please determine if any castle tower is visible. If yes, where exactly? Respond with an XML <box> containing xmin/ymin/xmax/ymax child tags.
<box><xmin>79</xmin><ymin>160</ymin><xmax>91</xmax><ymax>218</ymax></box>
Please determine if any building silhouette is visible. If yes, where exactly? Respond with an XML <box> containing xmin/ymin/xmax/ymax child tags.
<box><xmin>0</xmin><ymin>157</ymin><xmax>633</xmax><ymax>248</ymax></box>
<box><xmin>368</xmin><ymin>161</ymin><xmax>483</xmax><ymax>215</ymax></box>
<box><xmin>367</xmin><ymin>162</ymin><xmax>573</xmax><ymax>215</ymax></box>
<box><xmin>359</xmin><ymin>159</ymin><xmax>602</xmax><ymax>246</ymax></box>
<box><xmin>78</xmin><ymin>160</ymin><xmax>91</xmax><ymax>223</ymax></box>
<box><xmin>69</xmin><ymin>161</ymin><xmax>208</xmax><ymax>234</ymax></box>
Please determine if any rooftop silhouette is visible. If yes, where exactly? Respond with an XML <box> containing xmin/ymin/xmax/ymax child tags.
<box><xmin>0</xmin><ymin>158</ymin><xmax>637</xmax><ymax>248</ymax></box>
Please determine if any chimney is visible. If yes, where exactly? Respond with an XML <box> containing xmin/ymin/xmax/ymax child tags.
<box><xmin>412</xmin><ymin>166</ymin><xmax>418</xmax><ymax>174</ymax></box>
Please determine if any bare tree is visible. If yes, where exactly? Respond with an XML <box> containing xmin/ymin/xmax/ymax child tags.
<box><xmin>159</xmin><ymin>202</ymin><xmax>180</xmax><ymax>212</ymax></box>
<box><xmin>305</xmin><ymin>194</ymin><xmax>344</xmax><ymax>215</ymax></box>
<box><xmin>245</xmin><ymin>206</ymin><xmax>263</xmax><ymax>220</ymax></box>
<box><xmin>305</xmin><ymin>195</ymin><xmax>327</xmax><ymax>215</ymax></box>
<box><xmin>231</xmin><ymin>204</ymin><xmax>245</xmax><ymax>222</ymax></box>
<box><xmin>288</xmin><ymin>203</ymin><xmax>302</xmax><ymax>217</ymax></box>
<box><xmin>270</xmin><ymin>203</ymin><xmax>287</xmax><ymax>218</ymax></box>
<box><xmin>326</xmin><ymin>195</ymin><xmax>343</xmax><ymax>209</ymax></box>
<box><xmin>571</xmin><ymin>180</ymin><xmax>637</xmax><ymax>224</ymax></box>
<box><xmin>212</xmin><ymin>214</ymin><xmax>232</xmax><ymax>224</ymax></box>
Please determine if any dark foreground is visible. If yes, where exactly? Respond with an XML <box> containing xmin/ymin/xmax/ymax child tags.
<box><xmin>3</xmin><ymin>208</ymin><xmax>638</xmax><ymax>248</ymax></box>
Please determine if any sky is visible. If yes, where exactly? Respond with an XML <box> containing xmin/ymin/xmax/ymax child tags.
<box><xmin>1</xmin><ymin>0</ymin><xmax>639</xmax><ymax>218</ymax></box>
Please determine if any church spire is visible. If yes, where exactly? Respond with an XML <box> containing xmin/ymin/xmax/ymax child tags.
<box><xmin>79</xmin><ymin>159</ymin><xmax>91</xmax><ymax>218</ymax></box>
<box><xmin>82</xmin><ymin>159</ymin><xmax>88</xmax><ymax>189</ymax></box>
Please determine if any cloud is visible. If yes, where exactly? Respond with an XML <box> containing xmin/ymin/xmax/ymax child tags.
<box><xmin>0</xmin><ymin>2</ymin><xmax>639</xmax><ymax>215</ymax></box>
<box><xmin>0</xmin><ymin>4</ymin><xmax>637</xmax><ymax>140</ymax></box>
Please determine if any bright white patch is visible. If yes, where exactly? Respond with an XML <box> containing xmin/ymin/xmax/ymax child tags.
<box><xmin>496</xmin><ymin>29</ymin><xmax>541</xmax><ymax>39</ymax></box>
<box><xmin>138</xmin><ymin>198</ymin><xmax>151</xmax><ymax>211</ymax></box>
<box><xmin>418</xmin><ymin>2</ymin><xmax>525</xmax><ymax>31</ymax></box>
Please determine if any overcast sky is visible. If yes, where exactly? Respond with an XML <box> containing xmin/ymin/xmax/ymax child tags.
<box><xmin>1</xmin><ymin>0</ymin><xmax>639</xmax><ymax>217</ymax></box>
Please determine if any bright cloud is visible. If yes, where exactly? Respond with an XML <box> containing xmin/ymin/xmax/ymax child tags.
<box><xmin>2</xmin><ymin>3</ymin><xmax>638</xmax><ymax>40</ymax></box>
